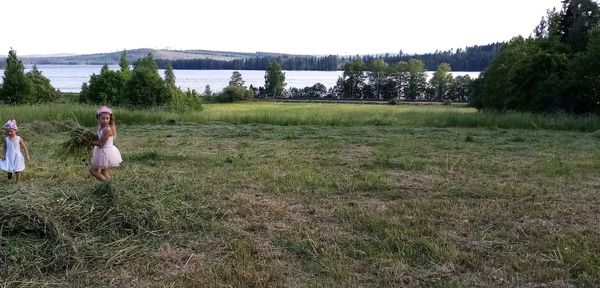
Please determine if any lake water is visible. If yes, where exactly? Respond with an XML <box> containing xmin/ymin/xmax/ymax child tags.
<box><xmin>0</xmin><ymin>65</ymin><xmax>480</xmax><ymax>93</ymax></box>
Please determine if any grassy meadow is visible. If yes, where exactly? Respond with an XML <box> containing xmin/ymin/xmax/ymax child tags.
<box><xmin>1</xmin><ymin>103</ymin><xmax>599</xmax><ymax>287</ymax></box>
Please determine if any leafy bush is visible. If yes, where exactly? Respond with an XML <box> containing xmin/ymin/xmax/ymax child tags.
<box><xmin>167</xmin><ymin>88</ymin><xmax>203</xmax><ymax>112</ymax></box>
<box><xmin>26</xmin><ymin>67</ymin><xmax>61</xmax><ymax>103</ymax></box>
<box><xmin>79</xmin><ymin>64</ymin><xmax>127</xmax><ymax>105</ymax></box>
<box><xmin>217</xmin><ymin>84</ymin><xmax>254</xmax><ymax>102</ymax></box>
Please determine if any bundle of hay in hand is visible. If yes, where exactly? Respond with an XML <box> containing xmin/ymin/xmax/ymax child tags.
<box><xmin>56</xmin><ymin>121</ymin><xmax>98</xmax><ymax>160</ymax></box>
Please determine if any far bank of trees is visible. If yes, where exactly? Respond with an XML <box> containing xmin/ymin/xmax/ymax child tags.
<box><xmin>472</xmin><ymin>0</ymin><xmax>600</xmax><ymax>114</ymax></box>
<box><xmin>276</xmin><ymin>59</ymin><xmax>472</xmax><ymax>102</ymax></box>
<box><xmin>154</xmin><ymin>43</ymin><xmax>501</xmax><ymax>72</ymax></box>
<box><xmin>208</xmin><ymin>58</ymin><xmax>470</xmax><ymax>102</ymax></box>
<box><xmin>1</xmin><ymin>49</ymin><xmax>469</xmax><ymax>104</ymax></box>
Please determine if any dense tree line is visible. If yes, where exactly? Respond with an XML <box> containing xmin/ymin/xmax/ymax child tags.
<box><xmin>0</xmin><ymin>49</ymin><xmax>61</xmax><ymax>104</ymax></box>
<box><xmin>155</xmin><ymin>43</ymin><xmax>502</xmax><ymax>72</ymax></box>
<box><xmin>363</xmin><ymin>43</ymin><xmax>503</xmax><ymax>72</ymax></box>
<box><xmin>156</xmin><ymin>55</ymin><xmax>340</xmax><ymax>71</ymax></box>
<box><xmin>277</xmin><ymin>58</ymin><xmax>472</xmax><ymax>102</ymax></box>
<box><xmin>472</xmin><ymin>0</ymin><xmax>600</xmax><ymax>114</ymax></box>
<box><xmin>325</xmin><ymin>59</ymin><xmax>471</xmax><ymax>102</ymax></box>
<box><xmin>80</xmin><ymin>51</ymin><xmax>202</xmax><ymax>111</ymax></box>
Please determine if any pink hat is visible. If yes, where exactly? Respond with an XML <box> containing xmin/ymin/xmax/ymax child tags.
<box><xmin>96</xmin><ymin>106</ymin><xmax>112</xmax><ymax>116</ymax></box>
<box><xmin>3</xmin><ymin>119</ymin><xmax>17</xmax><ymax>130</ymax></box>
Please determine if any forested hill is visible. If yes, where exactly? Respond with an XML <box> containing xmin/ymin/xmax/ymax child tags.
<box><xmin>2</xmin><ymin>43</ymin><xmax>502</xmax><ymax>71</ymax></box>
<box><xmin>155</xmin><ymin>43</ymin><xmax>501</xmax><ymax>71</ymax></box>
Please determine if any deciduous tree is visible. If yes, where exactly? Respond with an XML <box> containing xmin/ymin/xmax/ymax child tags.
<box><xmin>26</xmin><ymin>65</ymin><xmax>61</xmax><ymax>103</ymax></box>
<box><xmin>368</xmin><ymin>59</ymin><xmax>389</xmax><ymax>100</ymax></box>
<box><xmin>80</xmin><ymin>63</ymin><xmax>127</xmax><ymax>105</ymax></box>
<box><xmin>429</xmin><ymin>63</ymin><xmax>453</xmax><ymax>101</ymax></box>
<box><xmin>264</xmin><ymin>61</ymin><xmax>286</xmax><ymax>98</ymax></box>
<box><xmin>122</xmin><ymin>53</ymin><xmax>168</xmax><ymax>107</ymax></box>
<box><xmin>405</xmin><ymin>59</ymin><xmax>427</xmax><ymax>101</ymax></box>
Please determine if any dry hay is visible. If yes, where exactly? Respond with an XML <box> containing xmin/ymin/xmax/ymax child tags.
<box><xmin>0</xmin><ymin>195</ymin><xmax>77</xmax><ymax>277</ymax></box>
<box><xmin>0</xmin><ymin>182</ymin><xmax>161</xmax><ymax>279</ymax></box>
<box><xmin>55</xmin><ymin>120</ymin><xmax>98</xmax><ymax>160</ymax></box>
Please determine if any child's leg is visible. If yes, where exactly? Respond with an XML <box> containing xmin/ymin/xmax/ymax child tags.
<box><xmin>14</xmin><ymin>172</ymin><xmax>21</xmax><ymax>183</ymax></box>
<box><xmin>7</xmin><ymin>172</ymin><xmax>12</xmax><ymax>179</ymax></box>
<box><xmin>89</xmin><ymin>167</ymin><xmax>107</xmax><ymax>181</ymax></box>
<box><xmin>101</xmin><ymin>168</ymin><xmax>111</xmax><ymax>180</ymax></box>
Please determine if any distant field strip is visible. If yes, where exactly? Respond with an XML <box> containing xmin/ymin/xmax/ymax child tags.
<box><xmin>1</xmin><ymin>102</ymin><xmax>599</xmax><ymax>131</ymax></box>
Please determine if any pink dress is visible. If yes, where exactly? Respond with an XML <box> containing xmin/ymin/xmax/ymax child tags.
<box><xmin>91</xmin><ymin>127</ymin><xmax>122</xmax><ymax>168</ymax></box>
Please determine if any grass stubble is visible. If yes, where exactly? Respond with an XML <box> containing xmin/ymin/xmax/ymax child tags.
<box><xmin>0</xmin><ymin>104</ymin><xmax>599</xmax><ymax>287</ymax></box>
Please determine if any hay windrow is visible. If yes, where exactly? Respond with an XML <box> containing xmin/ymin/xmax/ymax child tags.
<box><xmin>0</xmin><ymin>195</ymin><xmax>77</xmax><ymax>276</ymax></box>
<box><xmin>0</xmin><ymin>183</ymin><xmax>164</xmax><ymax>280</ymax></box>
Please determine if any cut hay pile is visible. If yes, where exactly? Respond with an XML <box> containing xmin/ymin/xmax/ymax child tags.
<box><xmin>55</xmin><ymin>121</ymin><xmax>98</xmax><ymax>159</ymax></box>
<box><xmin>0</xmin><ymin>183</ymin><xmax>161</xmax><ymax>280</ymax></box>
<box><xmin>0</xmin><ymin>194</ymin><xmax>77</xmax><ymax>276</ymax></box>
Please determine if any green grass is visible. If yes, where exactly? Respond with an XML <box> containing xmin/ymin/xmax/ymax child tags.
<box><xmin>2</xmin><ymin>102</ymin><xmax>600</xmax><ymax>131</ymax></box>
<box><xmin>1</xmin><ymin>103</ymin><xmax>599</xmax><ymax>287</ymax></box>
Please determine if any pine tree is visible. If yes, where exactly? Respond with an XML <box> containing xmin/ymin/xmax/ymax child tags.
<box><xmin>164</xmin><ymin>63</ymin><xmax>176</xmax><ymax>87</ymax></box>
<box><xmin>119</xmin><ymin>50</ymin><xmax>130</xmax><ymax>73</ymax></box>
<box><xmin>229</xmin><ymin>71</ymin><xmax>245</xmax><ymax>86</ymax></box>
<box><xmin>0</xmin><ymin>49</ymin><xmax>34</xmax><ymax>104</ymax></box>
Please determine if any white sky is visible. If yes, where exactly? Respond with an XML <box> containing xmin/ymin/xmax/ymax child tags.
<box><xmin>2</xmin><ymin>0</ymin><xmax>563</xmax><ymax>56</ymax></box>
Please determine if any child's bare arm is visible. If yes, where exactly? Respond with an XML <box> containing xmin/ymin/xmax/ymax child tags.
<box><xmin>19</xmin><ymin>138</ymin><xmax>29</xmax><ymax>160</ymax></box>
<box><xmin>91</xmin><ymin>127</ymin><xmax>112</xmax><ymax>147</ymax></box>
<box><xmin>1</xmin><ymin>141</ymin><xmax>5</xmax><ymax>160</ymax></box>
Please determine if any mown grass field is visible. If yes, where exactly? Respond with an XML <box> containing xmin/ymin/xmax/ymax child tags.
<box><xmin>1</xmin><ymin>103</ymin><xmax>599</xmax><ymax>287</ymax></box>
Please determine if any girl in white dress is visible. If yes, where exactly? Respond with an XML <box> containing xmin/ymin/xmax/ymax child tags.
<box><xmin>1</xmin><ymin>119</ymin><xmax>30</xmax><ymax>183</ymax></box>
<box><xmin>88</xmin><ymin>106</ymin><xmax>122</xmax><ymax>181</ymax></box>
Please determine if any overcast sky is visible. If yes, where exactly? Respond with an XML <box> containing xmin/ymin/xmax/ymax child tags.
<box><xmin>2</xmin><ymin>0</ymin><xmax>563</xmax><ymax>56</ymax></box>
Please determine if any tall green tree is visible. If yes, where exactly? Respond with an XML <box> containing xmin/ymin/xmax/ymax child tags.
<box><xmin>0</xmin><ymin>49</ymin><xmax>34</xmax><ymax>104</ymax></box>
<box><xmin>123</xmin><ymin>53</ymin><xmax>168</xmax><ymax>107</ymax></box>
<box><xmin>368</xmin><ymin>59</ymin><xmax>389</xmax><ymax>100</ymax></box>
<box><xmin>264</xmin><ymin>61</ymin><xmax>286</xmax><ymax>98</ymax></box>
<box><xmin>405</xmin><ymin>59</ymin><xmax>427</xmax><ymax>101</ymax></box>
<box><xmin>201</xmin><ymin>85</ymin><xmax>213</xmax><ymax>97</ymax></box>
<box><xmin>229</xmin><ymin>71</ymin><xmax>245</xmax><ymax>86</ymax></box>
<box><xmin>119</xmin><ymin>50</ymin><xmax>131</xmax><ymax>73</ymax></box>
<box><xmin>390</xmin><ymin>61</ymin><xmax>410</xmax><ymax>99</ymax></box>
<box><xmin>472</xmin><ymin>0</ymin><xmax>600</xmax><ymax>113</ymax></box>
<box><xmin>428</xmin><ymin>63</ymin><xmax>453</xmax><ymax>101</ymax></box>
<box><xmin>564</xmin><ymin>28</ymin><xmax>600</xmax><ymax>113</ymax></box>
<box><xmin>341</xmin><ymin>59</ymin><xmax>365</xmax><ymax>99</ymax></box>
<box><xmin>557</xmin><ymin>0</ymin><xmax>600</xmax><ymax>52</ymax></box>
<box><xmin>164</xmin><ymin>63</ymin><xmax>176</xmax><ymax>88</ymax></box>
<box><xmin>80</xmin><ymin>63</ymin><xmax>127</xmax><ymax>105</ymax></box>
<box><xmin>448</xmin><ymin>75</ymin><xmax>473</xmax><ymax>103</ymax></box>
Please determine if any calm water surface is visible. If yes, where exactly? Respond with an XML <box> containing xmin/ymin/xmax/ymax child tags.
<box><xmin>0</xmin><ymin>65</ymin><xmax>479</xmax><ymax>93</ymax></box>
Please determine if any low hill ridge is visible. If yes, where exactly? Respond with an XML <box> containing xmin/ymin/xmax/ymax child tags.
<box><xmin>9</xmin><ymin>49</ymin><xmax>295</xmax><ymax>65</ymax></box>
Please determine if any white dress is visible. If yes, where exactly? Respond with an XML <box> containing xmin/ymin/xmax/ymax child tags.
<box><xmin>0</xmin><ymin>136</ymin><xmax>25</xmax><ymax>173</ymax></box>
<box><xmin>91</xmin><ymin>127</ymin><xmax>122</xmax><ymax>168</ymax></box>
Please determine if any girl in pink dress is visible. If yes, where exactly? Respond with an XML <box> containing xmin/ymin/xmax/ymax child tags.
<box><xmin>88</xmin><ymin>106</ymin><xmax>122</xmax><ymax>181</ymax></box>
